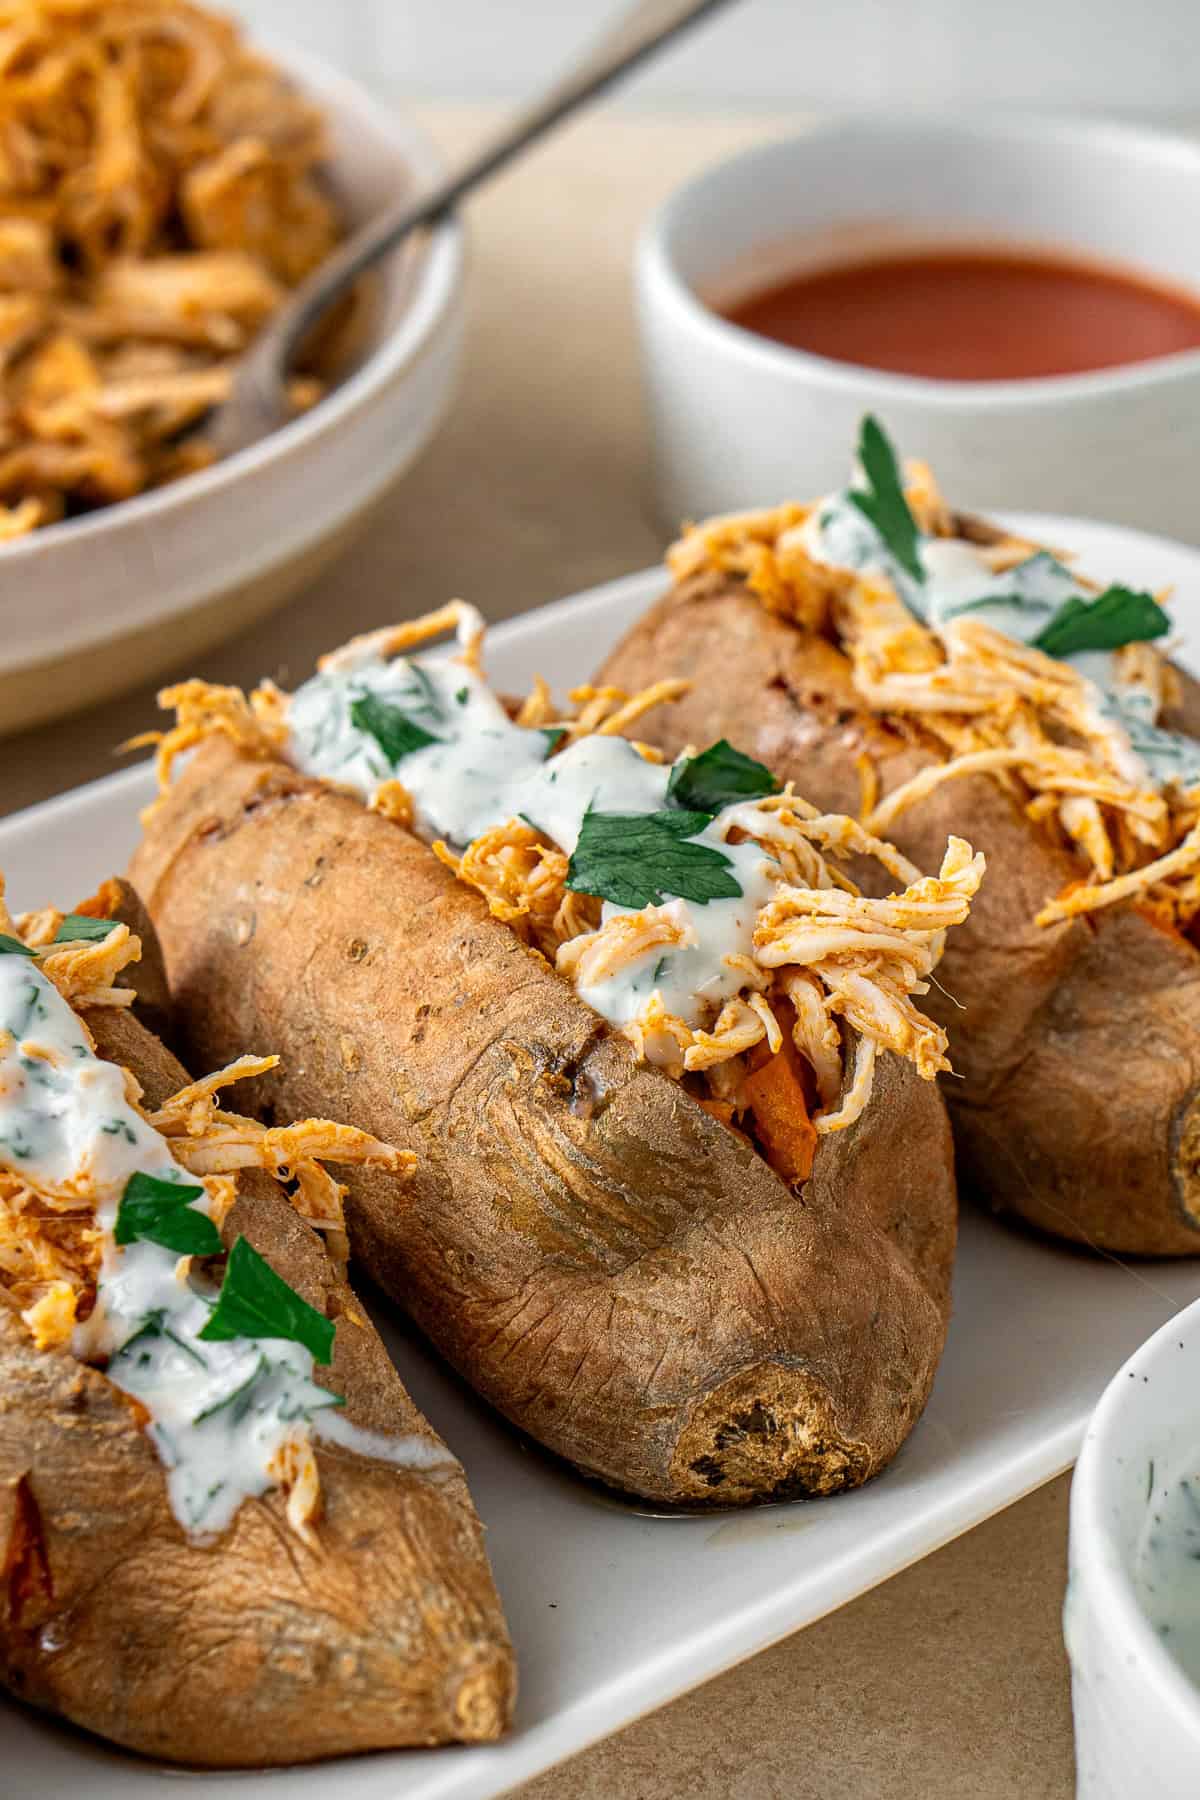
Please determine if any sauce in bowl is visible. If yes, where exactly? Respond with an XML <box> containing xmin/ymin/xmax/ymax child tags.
<box><xmin>1136</xmin><ymin>1454</ymin><xmax>1200</xmax><ymax>1689</ymax></box>
<box><xmin>724</xmin><ymin>248</ymin><xmax>1200</xmax><ymax>382</ymax></box>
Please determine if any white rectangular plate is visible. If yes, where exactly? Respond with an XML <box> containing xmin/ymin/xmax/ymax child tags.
<box><xmin>4</xmin><ymin>521</ymin><xmax>1200</xmax><ymax>1799</ymax></box>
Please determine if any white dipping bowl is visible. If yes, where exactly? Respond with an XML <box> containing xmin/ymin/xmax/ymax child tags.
<box><xmin>638</xmin><ymin>114</ymin><xmax>1200</xmax><ymax>538</ymax></box>
<box><xmin>0</xmin><ymin>40</ymin><xmax>463</xmax><ymax>738</ymax></box>
<box><xmin>1067</xmin><ymin>1296</ymin><xmax>1200</xmax><ymax>1799</ymax></box>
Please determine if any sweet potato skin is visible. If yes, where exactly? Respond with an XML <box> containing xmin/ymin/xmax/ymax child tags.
<box><xmin>0</xmin><ymin>1005</ymin><xmax>514</xmax><ymax>1767</ymax></box>
<box><xmin>596</xmin><ymin>575</ymin><xmax>1200</xmax><ymax>1256</ymax></box>
<box><xmin>130</xmin><ymin>737</ymin><xmax>958</xmax><ymax>1507</ymax></box>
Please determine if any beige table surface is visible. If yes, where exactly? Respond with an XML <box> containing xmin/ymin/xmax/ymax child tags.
<box><xmin>0</xmin><ymin>105</ymin><xmax>1077</xmax><ymax>1798</ymax></box>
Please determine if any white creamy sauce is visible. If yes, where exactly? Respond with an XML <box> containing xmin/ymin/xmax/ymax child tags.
<box><xmin>287</xmin><ymin>659</ymin><xmax>783</xmax><ymax>1032</ymax></box>
<box><xmin>804</xmin><ymin>488</ymin><xmax>1200</xmax><ymax>793</ymax></box>
<box><xmin>1135</xmin><ymin>1455</ymin><xmax>1200</xmax><ymax>1687</ymax></box>
<box><xmin>0</xmin><ymin>951</ymin><xmax>335</xmax><ymax>1538</ymax></box>
<box><xmin>314</xmin><ymin>1407</ymin><xmax>457</xmax><ymax>1471</ymax></box>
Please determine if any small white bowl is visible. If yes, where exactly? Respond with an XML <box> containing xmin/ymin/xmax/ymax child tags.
<box><xmin>1067</xmin><ymin>1296</ymin><xmax>1200</xmax><ymax>1799</ymax></box>
<box><xmin>0</xmin><ymin>39</ymin><xmax>464</xmax><ymax>739</ymax></box>
<box><xmin>637</xmin><ymin>113</ymin><xmax>1200</xmax><ymax>538</ymax></box>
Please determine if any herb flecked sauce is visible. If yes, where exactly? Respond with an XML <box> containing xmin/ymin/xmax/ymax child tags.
<box><xmin>802</xmin><ymin>492</ymin><xmax>1200</xmax><ymax>793</ymax></box>
<box><xmin>0</xmin><ymin>952</ymin><xmax>447</xmax><ymax>1538</ymax></box>
<box><xmin>1135</xmin><ymin>1458</ymin><xmax>1200</xmax><ymax>1688</ymax></box>
<box><xmin>287</xmin><ymin>650</ymin><xmax>780</xmax><ymax>1040</ymax></box>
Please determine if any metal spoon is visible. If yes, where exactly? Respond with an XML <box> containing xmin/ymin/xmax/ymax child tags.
<box><xmin>209</xmin><ymin>0</ymin><xmax>739</xmax><ymax>457</ymax></box>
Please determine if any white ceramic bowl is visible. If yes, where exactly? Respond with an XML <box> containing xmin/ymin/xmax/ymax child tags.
<box><xmin>0</xmin><ymin>40</ymin><xmax>464</xmax><ymax>739</ymax></box>
<box><xmin>638</xmin><ymin>113</ymin><xmax>1200</xmax><ymax>538</ymax></box>
<box><xmin>1067</xmin><ymin>1296</ymin><xmax>1200</xmax><ymax>1799</ymax></box>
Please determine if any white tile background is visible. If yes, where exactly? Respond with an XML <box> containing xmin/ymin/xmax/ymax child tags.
<box><xmin>239</xmin><ymin>0</ymin><xmax>1200</xmax><ymax>115</ymax></box>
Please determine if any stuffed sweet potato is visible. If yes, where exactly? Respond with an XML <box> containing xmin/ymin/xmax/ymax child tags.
<box><xmin>0</xmin><ymin>881</ymin><xmax>514</xmax><ymax>1766</ymax></box>
<box><xmin>598</xmin><ymin>416</ymin><xmax>1200</xmax><ymax>1255</ymax></box>
<box><xmin>128</xmin><ymin>604</ymin><xmax>983</xmax><ymax>1506</ymax></box>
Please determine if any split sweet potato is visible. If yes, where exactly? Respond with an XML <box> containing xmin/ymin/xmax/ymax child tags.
<box><xmin>0</xmin><ymin>958</ymin><xmax>514</xmax><ymax>1766</ymax></box>
<box><xmin>597</xmin><ymin>574</ymin><xmax>1200</xmax><ymax>1255</ymax></box>
<box><xmin>130</xmin><ymin>735</ymin><xmax>959</xmax><ymax>1507</ymax></box>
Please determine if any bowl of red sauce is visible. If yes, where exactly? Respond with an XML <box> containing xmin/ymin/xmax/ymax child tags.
<box><xmin>638</xmin><ymin>114</ymin><xmax>1200</xmax><ymax>539</ymax></box>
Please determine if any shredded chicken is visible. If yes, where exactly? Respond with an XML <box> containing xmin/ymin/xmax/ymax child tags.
<box><xmin>671</xmin><ymin>474</ymin><xmax>1200</xmax><ymax>933</ymax></box>
<box><xmin>0</xmin><ymin>0</ymin><xmax>342</xmax><ymax>538</ymax></box>
<box><xmin>0</xmin><ymin>877</ymin><xmax>410</xmax><ymax>1535</ymax></box>
<box><xmin>150</xmin><ymin>607</ymin><xmax>984</xmax><ymax>1145</ymax></box>
<box><xmin>542</xmin><ymin>797</ymin><xmax>982</xmax><ymax>1132</ymax></box>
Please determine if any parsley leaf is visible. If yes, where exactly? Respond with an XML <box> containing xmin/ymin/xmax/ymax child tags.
<box><xmin>115</xmin><ymin>1170</ymin><xmax>222</xmax><ymax>1257</ymax></box>
<box><xmin>349</xmin><ymin>693</ymin><xmax>440</xmax><ymax>765</ymax></box>
<box><xmin>848</xmin><ymin>414</ymin><xmax>924</xmax><ymax>584</ymax></box>
<box><xmin>540</xmin><ymin>727</ymin><xmax>567</xmax><ymax>755</ymax></box>
<box><xmin>567</xmin><ymin>810</ymin><xmax>741</xmax><ymax>910</ymax></box>
<box><xmin>199</xmin><ymin>1236</ymin><xmax>335</xmax><ymax>1364</ymax></box>
<box><xmin>53</xmin><ymin>913</ymin><xmax>114</xmax><ymax>945</ymax></box>
<box><xmin>667</xmin><ymin>740</ymin><xmax>778</xmax><ymax>812</ymax></box>
<box><xmin>1032</xmin><ymin>585</ymin><xmax>1170</xmax><ymax>660</ymax></box>
<box><xmin>0</xmin><ymin>934</ymin><xmax>35</xmax><ymax>958</ymax></box>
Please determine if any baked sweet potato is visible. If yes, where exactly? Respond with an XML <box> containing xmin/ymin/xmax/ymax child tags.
<box><xmin>127</xmin><ymin>609</ymin><xmax>979</xmax><ymax>1507</ymax></box>
<box><xmin>597</xmin><ymin>421</ymin><xmax>1200</xmax><ymax>1254</ymax></box>
<box><xmin>0</xmin><ymin>889</ymin><xmax>514</xmax><ymax>1766</ymax></box>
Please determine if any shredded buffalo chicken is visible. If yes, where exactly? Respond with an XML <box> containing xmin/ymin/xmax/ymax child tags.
<box><xmin>144</xmin><ymin>606</ymin><xmax>984</xmax><ymax>1151</ymax></box>
<box><xmin>0</xmin><ymin>0</ymin><xmax>341</xmax><ymax>536</ymax></box>
<box><xmin>0</xmin><ymin>877</ymin><xmax>407</xmax><ymax>1535</ymax></box>
<box><xmin>670</xmin><ymin>468</ymin><xmax>1200</xmax><ymax>933</ymax></box>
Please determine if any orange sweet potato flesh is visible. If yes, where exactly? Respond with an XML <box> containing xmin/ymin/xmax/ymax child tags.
<box><xmin>596</xmin><ymin>571</ymin><xmax>1200</xmax><ymax>1256</ymax></box>
<box><xmin>742</xmin><ymin>1014</ymin><xmax>818</xmax><ymax>1187</ymax></box>
<box><xmin>0</xmin><ymin>1003</ymin><xmax>514</xmax><ymax>1766</ymax></box>
<box><xmin>130</xmin><ymin>736</ymin><xmax>958</xmax><ymax>1508</ymax></box>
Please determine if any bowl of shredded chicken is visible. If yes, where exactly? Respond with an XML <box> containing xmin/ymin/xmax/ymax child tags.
<box><xmin>0</xmin><ymin>0</ymin><xmax>464</xmax><ymax>735</ymax></box>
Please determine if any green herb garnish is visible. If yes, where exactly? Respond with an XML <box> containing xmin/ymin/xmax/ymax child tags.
<box><xmin>540</xmin><ymin>727</ymin><xmax>567</xmax><ymax>755</ymax></box>
<box><xmin>1032</xmin><ymin>584</ymin><xmax>1170</xmax><ymax>659</ymax></box>
<box><xmin>53</xmin><ymin>914</ymin><xmax>115</xmax><ymax>944</ymax></box>
<box><xmin>455</xmin><ymin>686</ymin><xmax>470</xmax><ymax>705</ymax></box>
<box><xmin>566</xmin><ymin>809</ymin><xmax>741</xmax><ymax>910</ymax></box>
<box><xmin>0</xmin><ymin>934</ymin><xmax>35</xmax><ymax>958</ymax></box>
<box><xmin>848</xmin><ymin>414</ymin><xmax>924</xmax><ymax>584</ymax></box>
<box><xmin>199</xmin><ymin>1236</ymin><xmax>335</xmax><ymax>1364</ymax></box>
<box><xmin>349</xmin><ymin>693</ymin><xmax>440</xmax><ymax>765</ymax></box>
<box><xmin>667</xmin><ymin>740</ymin><xmax>778</xmax><ymax>812</ymax></box>
<box><xmin>115</xmin><ymin>1170</ymin><xmax>222</xmax><ymax>1257</ymax></box>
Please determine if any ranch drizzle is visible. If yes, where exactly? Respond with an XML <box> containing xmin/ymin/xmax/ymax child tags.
<box><xmin>803</xmin><ymin>489</ymin><xmax>1200</xmax><ymax>792</ymax></box>
<box><xmin>286</xmin><ymin>647</ymin><xmax>780</xmax><ymax>1034</ymax></box>
<box><xmin>0</xmin><ymin>947</ymin><xmax>442</xmax><ymax>1539</ymax></box>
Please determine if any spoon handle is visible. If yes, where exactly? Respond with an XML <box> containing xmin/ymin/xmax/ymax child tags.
<box><xmin>273</xmin><ymin>0</ymin><xmax>739</xmax><ymax>369</ymax></box>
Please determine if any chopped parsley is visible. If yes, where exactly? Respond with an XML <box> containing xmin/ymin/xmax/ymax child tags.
<box><xmin>667</xmin><ymin>740</ymin><xmax>778</xmax><ymax>812</ymax></box>
<box><xmin>0</xmin><ymin>934</ymin><xmax>35</xmax><ymax>958</ymax></box>
<box><xmin>540</xmin><ymin>727</ymin><xmax>567</xmax><ymax>756</ymax></box>
<box><xmin>566</xmin><ymin>809</ymin><xmax>741</xmax><ymax>910</ymax></box>
<box><xmin>53</xmin><ymin>913</ymin><xmax>115</xmax><ymax>944</ymax></box>
<box><xmin>848</xmin><ymin>414</ymin><xmax>924</xmax><ymax>584</ymax></box>
<box><xmin>349</xmin><ymin>692</ymin><xmax>440</xmax><ymax>765</ymax></box>
<box><xmin>115</xmin><ymin>1170</ymin><xmax>222</xmax><ymax>1257</ymax></box>
<box><xmin>113</xmin><ymin>1308</ymin><xmax>210</xmax><ymax>1369</ymax></box>
<box><xmin>199</xmin><ymin>1236</ymin><xmax>336</xmax><ymax>1365</ymax></box>
<box><xmin>1032</xmin><ymin>584</ymin><xmax>1170</xmax><ymax>659</ymax></box>
<box><xmin>455</xmin><ymin>686</ymin><xmax>470</xmax><ymax>705</ymax></box>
